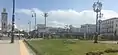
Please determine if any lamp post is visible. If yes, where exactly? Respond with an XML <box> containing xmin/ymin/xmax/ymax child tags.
<box><xmin>28</xmin><ymin>20</ymin><xmax>31</xmax><ymax>38</ymax></box>
<box><xmin>17</xmin><ymin>18</ymin><xmax>20</xmax><ymax>39</ymax></box>
<box><xmin>42</xmin><ymin>13</ymin><xmax>48</xmax><ymax>38</ymax></box>
<box><xmin>31</xmin><ymin>11</ymin><xmax>36</xmax><ymax>30</ymax></box>
<box><xmin>98</xmin><ymin>14</ymin><xmax>103</xmax><ymax>35</ymax></box>
<box><xmin>44</xmin><ymin>13</ymin><xmax>48</xmax><ymax>28</ymax></box>
<box><xmin>65</xmin><ymin>25</ymin><xmax>70</xmax><ymax>38</ymax></box>
<box><xmin>114</xmin><ymin>29</ymin><xmax>117</xmax><ymax>41</ymax></box>
<box><xmin>31</xmin><ymin>11</ymin><xmax>36</xmax><ymax>38</ymax></box>
<box><xmin>11</xmin><ymin>0</ymin><xmax>15</xmax><ymax>43</ymax></box>
<box><xmin>98</xmin><ymin>20</ymin><xmax>101</xmax><ymax>35</ymax></box>
<box><xmin>93</xmin><ymin>0</ymin><xmax>102</xmax><ymax>43</ymax></box>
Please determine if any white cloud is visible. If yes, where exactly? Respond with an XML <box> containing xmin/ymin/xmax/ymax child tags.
<box><xmin>16</xmin><ymin>8</ymin><xmax>43</xmax><ymax>17</ymax></box>
<box><xmin>16</xmin><ymin>8</ymin><xmax>118</xmax><ymax>28</ymax></box>
<box><xmin>16</xmin><ymin>9</ymin><xmax>31</xmax><ymax>15</ymax></box>
<box><xmin>101</xmin><ymin>10</ymin><xmax>118</xmax><ymax>19</ymax></box>
<box><xmin>48</xmin><ymin>21</ymin><xmax>65</xmax><ymax>28</ymax></box>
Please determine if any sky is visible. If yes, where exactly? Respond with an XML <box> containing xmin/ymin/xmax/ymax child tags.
<box><xmin>0</xmin><ymin>0</ymin><xmax>118</xmax><ymax>30</ymax></box>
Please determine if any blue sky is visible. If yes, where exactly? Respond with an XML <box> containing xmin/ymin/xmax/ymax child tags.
<box><xmin>0</xmin><ymin>0</ymin><xmax>118</xmax><ymax>11</ymax></box>
<box><xmin>0</xmin><ymin>0</ymin><xmax>118</xmax><ymax>30</ymax></box>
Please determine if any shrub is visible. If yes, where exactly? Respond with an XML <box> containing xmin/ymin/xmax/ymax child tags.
<box><xmin>104</xmin><ymin>48</ymin><xmax>118</xmax><ymax>53</ymax></box>
<box><xmin>104</xmin><ymin>48</ymin><xmax>112</xmax><ymax>53</ymax></box>
<box><xmin>86</xmin><ymin>51</ymin><xmax>104</xmax><ymax>55</ymax></box>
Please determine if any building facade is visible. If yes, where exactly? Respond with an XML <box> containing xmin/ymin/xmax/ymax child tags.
<box><xmin>100</xmin><ymin>17</ymin><xmax>118</xmax><ymax>36</ymax></box>
<box><xmin>69</xmin><ymin>25</ymin><xmax>80</xmax><ymax>32</ymax></box>
<box><xmin>37</xmin><ymin>24</ymin><xmax>47</xmax><ymax>33</ymax></box>
<box><xmin>80</xmin><ymin>24</ymin><xmax>96</xmax><ymax>34</ymax></box>
<box><xmin>1</xmin><ymin>8</ymin><xmax>8</xmax><ymax>33</ymax></box>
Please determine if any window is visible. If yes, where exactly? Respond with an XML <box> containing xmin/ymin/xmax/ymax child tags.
<box><xmin>88</xmin><ymin>25</ymin><xmax>90</xmax><ymax>27</ymax></box>
<box><xmin>116</xmin><ymin>20</ymin><xmax>118</xmax><ymax>22</ymax></box>
<box><xmin>112</xmin><ymin>21</ymin><xmax>114</xmax><ymax>24</ymax></box>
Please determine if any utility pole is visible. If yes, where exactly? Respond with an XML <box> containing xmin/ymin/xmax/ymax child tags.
<box><xmin>11</xmin><ymin>0</ymin><xmax>15</xmax><ymax>43</ymax></box>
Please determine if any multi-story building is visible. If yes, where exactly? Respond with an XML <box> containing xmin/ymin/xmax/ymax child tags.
<box><xmin>80</xmin><ymin>24</ymin><xmax>96</xmax><ymax>34</ymax></box>
<box><xmin>69</xmin><ymin>25</ymin><xmax>81</xmax><ymax>32</ymax></box>
<box><xmin>1</xmin><ymin>8</ymin><xmax>8</xmax><ymax>33</ymax></box>
<box><xmin>37</xmin><ymin>24</ymin><xmax>47</xmax><ymax>33</ymax></box>
<box><xmin>100</xmin><ymin>17</ymin><xmax>118</xmax><ymax>36</ymax></box>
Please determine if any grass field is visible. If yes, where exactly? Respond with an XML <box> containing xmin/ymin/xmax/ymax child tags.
<box><xmin>28</xmin><ymin>40</ymin><xmax>118</xmax><ymax>55</ymax></box>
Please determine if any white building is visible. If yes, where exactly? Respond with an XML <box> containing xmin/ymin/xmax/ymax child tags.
<box><xmin>37</xmin><ymin>24</ymin><xmax>47</xmax><ymax>33</ymax></box>
<box><xmin>71</xmin><ymin>28</ymin><xmax>80</xmax><ymax>32</ymax></box>
<box><xmin>69</xmin><ymin>25</ymin><xmax>80</xmax><ymax>32</ymax></box>
<box><xmin>100</xmin><ymin>17</ymin><xmax>118</xmax><ymax>36</ymax></box>
<box><xmin>80</xmin><ymin>24</ymin><xmax>96</xmax><ymax>34</ymax></box>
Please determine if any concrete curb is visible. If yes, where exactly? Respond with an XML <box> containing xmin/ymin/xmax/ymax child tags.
<box><xmin>19</xmin><ymin>40</ymin><xmax>30</xmax><ymax>55</ymax></box>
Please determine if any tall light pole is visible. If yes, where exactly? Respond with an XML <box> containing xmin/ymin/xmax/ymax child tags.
<box><xmin>31</xmin><ymin>11</ymin><xmax>36</xmax><ymax>38</ymax></box>
<box><xmin>28</xmin><ymin>20</ymin><xmax>31</xmax><ymax>38</ymax></box>
<box><xmin>17</xmin><ymin>18</ymin><xmax>20</xmax><ymax>39</ymax></box>
<box><xmin>98</xmin><ymin>14</ymin><xmax>103</xmax><ymax>35</ymax></box>
<box><xmin>31</xmin><ymin>11</ymin><xmax>36</xmax><ymax>30</ymax></box>
<box><xmin>44</xmin><ymin>13</ymin><xmax>48</xmax><ymax>28</ymax></box>
<box><xmin>93</xmin><ymin>0</ymin><xmax>102</xmax><ymax>43</ymax></box>
<box><xmin>42</xmin><ymin>13</ymin><xmax>48</xmax><ymax>39</ymax></box>
<box><xmin>65</xmin><ymin>25</ymin><xmax>70</xmax><ymax>38</ymax></box>
<box><xmin>11</xmin><ymin>0</ymin><xmax>15</xmax><ymax>43</ymax></box>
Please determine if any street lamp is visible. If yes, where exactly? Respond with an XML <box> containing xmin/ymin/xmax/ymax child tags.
<box><xmin>31</xmin><ymin>10</ymin><xmax>36</xmax><ymax>30</ymax></box>
<box><xmin>42</xmin><ymin>13</ymin><xmax>48</xmax><ymax>38</ymax></box>
<box><xmin>11</xmin><ymin>0</ymin><xmax>15</xmax><ymax>43</ymax></box>
<box><xmin>98</xmin><ymin>20</ymin><xmax>101</xmax><ymax>35</ymax></box>
<box><xmin>65</xmin><ymin>25</ymin><xmax>70</xmax><ymax>38</ymax></box>
<box><xmin>43</xmin><ymin>13</ymin><xmax>48</xmax><ymax>28</ymax></box>
<box><xmin>31</xmin><ymin>10</ymin><xmax>36</xmax><ymax>38</ymax></box>
<box><xmin>28</xmin><ymin>20</ymin><xmax>31</xmax><ymax>38</ymax></box>
<box><xmin>98</xmin><ymin>13</ymin><xmax>103</xmax><ymax>35</ymax></box>
<box><xmin>93</xmin><ymin>0</ymin><xmax>102</xmax><ymax>43</ymax></box>
<box><xmin>17</xmin><ymin>18</ymin><xmax>20</xmax><ymax>39</ymax></box>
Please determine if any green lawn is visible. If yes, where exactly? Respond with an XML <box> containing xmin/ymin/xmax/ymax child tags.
<box><xmin>28</xmin><ymin>40</ymin><xmax>118</xmax><ymax>55</ymax></box>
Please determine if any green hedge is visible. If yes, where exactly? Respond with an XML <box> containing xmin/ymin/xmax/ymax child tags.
<box><xmin>23</xmin><ymin>40</ymin><xmax>41</xmax><ymax>55</ymax></box>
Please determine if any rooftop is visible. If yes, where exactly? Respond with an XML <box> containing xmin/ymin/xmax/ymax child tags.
<box><xmin>102</xmin><ymin>17</ymin><xmax>118</xmax><ymax>21</ymax></box>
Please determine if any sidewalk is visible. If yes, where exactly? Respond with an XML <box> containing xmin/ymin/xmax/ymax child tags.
<box><xmin>0</xmin><ymin>40</ymin><xmax>20</xmax><ymax>55</ymax></box>
<box><xmin>0</xmin><ymin>40</ymin><xmax>30</xmax><ymax>55</ymax></box>
<box><xmin>99</xmin><ymin>41</ymin><xmax>118</xmax><ymax>44</ymax></box>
